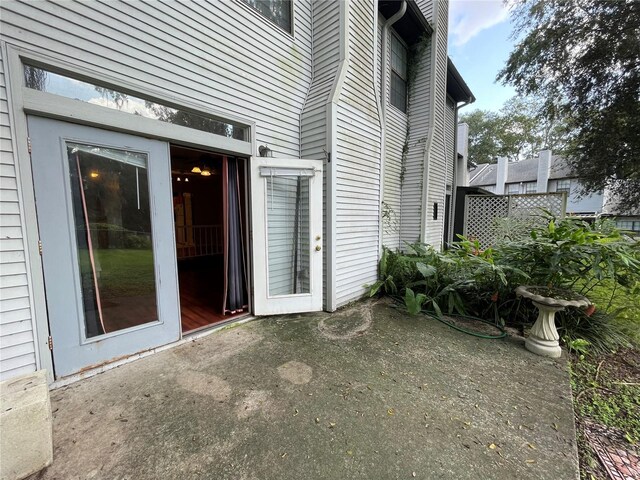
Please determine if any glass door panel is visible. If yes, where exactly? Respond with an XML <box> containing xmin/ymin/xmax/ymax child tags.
<box><xmin>266</xmin><ymin>175</ymin><xmax>310</xmax><ymax>296</ymax></box>
<box><xmin>67</xmin><ymin>143</ymin><xmax>158</xmax><ymax>338</ymax></box>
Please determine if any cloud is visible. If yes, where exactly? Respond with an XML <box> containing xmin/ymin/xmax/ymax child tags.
<box><xmin>448</xmin><ymin>0</ymin><xmax>511</xmax><ymax>46</ymax></box>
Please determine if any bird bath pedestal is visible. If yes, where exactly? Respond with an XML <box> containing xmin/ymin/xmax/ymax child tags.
<box><xmin>515</xmin><ymin>286</ymin><xmax>590</xmax><ymax>358</ymax></box>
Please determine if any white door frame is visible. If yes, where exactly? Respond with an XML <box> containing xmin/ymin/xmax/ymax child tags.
<box><xmin>3</xmin><ymin>45</ymin><xmax>257</xmax><ymax>382</ymax></box>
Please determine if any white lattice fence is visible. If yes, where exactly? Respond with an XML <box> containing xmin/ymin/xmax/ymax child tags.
<box><xmin>463</xmin><ymin>193</ymin><xmax>566</xmax><ymax>248</ymax></box>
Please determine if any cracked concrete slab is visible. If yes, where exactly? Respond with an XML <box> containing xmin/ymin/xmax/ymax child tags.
<box><xmin>30</xmin><ymin>300</ymin><xmax>579</xmax><ymax>479</ymax></box>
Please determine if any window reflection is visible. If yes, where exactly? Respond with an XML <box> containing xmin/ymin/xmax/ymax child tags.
<box><xmin>241</xmin><ymin>0</ymin><xmax>292</xmax><ymax>33</ymax></box>
<box><xmin>67</xmin><ymin>143</ymin><xmax>158</xmax><ymax>337</ymax></box>
<box><xmin>24</xmin><ymin>65</ymin><xmax>249</xmax><ymax>141</ymax></box>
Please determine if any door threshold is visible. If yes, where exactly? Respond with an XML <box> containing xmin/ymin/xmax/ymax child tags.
<box><xmin>182</xmin><ymin>312</ymin><xmax>252</xmax><ymax>336</ymax></box>
<box><xmin>50</xmin><ymin>314</ymin><xmax>257</xmax><ymax>390</ymax></box>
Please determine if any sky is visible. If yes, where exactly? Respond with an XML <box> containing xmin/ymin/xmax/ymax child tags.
<box><xmin>448</xmin><ymin>0</ymin><xmax>517</xmax><ymax>112</ymax></box>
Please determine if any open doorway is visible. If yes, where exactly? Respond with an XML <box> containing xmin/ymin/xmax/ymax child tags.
<box><xmin>170</xmin><ymin>145</ymin><xmax>249</xmax><ymax>333</ymax></box>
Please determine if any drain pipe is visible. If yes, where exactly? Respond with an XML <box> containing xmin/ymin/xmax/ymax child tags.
<box><xmin>378</xmin><ymin>0</ymin><xmax>406</xmax><ymax>254</ymax></box>
<box><xmin>446</xmin><ymin>95</ymin><xmax>474</xmax><ymax>247</ymax></box>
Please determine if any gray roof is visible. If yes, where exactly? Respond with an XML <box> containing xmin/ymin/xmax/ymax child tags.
<box><xmin>469</xmin><ymin>156</ymin><xmax>576</xmax><ymax>187</ymax></box>
<box><xmin>548</xmin><ymin>156</ymin><xmax>575</xmax><ymax>179</ymax></box>
<box><xmin>468</xmin><ymin>163</ymin><xmax>497</xmax><ymax>186</ymax></box>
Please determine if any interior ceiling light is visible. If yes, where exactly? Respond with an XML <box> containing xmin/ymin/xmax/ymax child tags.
<box><xmin>191</xmin><ymin>166</ymin><xmax>202</xmax><ymax>173</ymax></box>
<box><xmin>90</xmin><ymin>171</ymin><xmax>99</xmax><ymax>178</ymax></box>
<box><xmin>201</xmin><ymin>167</ymin><xmax>212</xmax><ymax>177</ymax></box>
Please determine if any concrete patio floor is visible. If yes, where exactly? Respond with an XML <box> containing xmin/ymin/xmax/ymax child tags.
<box><xmin>33</xmin><ymin>300</ymin><xmax>579</xmax><ymax>479</ymax></box>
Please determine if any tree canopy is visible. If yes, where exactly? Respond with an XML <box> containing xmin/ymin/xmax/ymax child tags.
<box><xmin>460</xmin><ymin>95</ymin><xmax>570</xmax><ymax>165</ymax></box>
<box><xmin>497</xmin><ymin>0</ymin><xmax>640</xmax><ymax>213</ymax></box>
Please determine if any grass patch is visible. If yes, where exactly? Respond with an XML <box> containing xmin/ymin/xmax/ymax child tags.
<box><xmin>94</xmin><ymin>249</ymin><xmax>156</xmax><ymax>299</ymax></box>
<box><xmin>570</xmin><ymin>348</ymin><xmax>640</xmax><ymax>478</ymax></box>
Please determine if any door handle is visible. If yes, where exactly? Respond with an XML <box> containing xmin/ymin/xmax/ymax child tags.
<box><xmin>315</xmin><ymin>235</ymin><xmax>321</xmax><ymax>241</ymax></box>
<box><xmin>315</xmin><ymin>245</ymin><xmax>322</xmax><ymax>251</ymax></box>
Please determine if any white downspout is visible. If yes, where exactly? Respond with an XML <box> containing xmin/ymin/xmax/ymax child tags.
<box><xmin>377</xmin><ymin>1</ymin><xmax>407</xmax><ymax>253</ymax></box>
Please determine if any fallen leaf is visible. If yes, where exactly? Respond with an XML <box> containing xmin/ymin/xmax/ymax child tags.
<box><xmin>329</xmin><ymin>422</ymin><xmax>336</xmax><ymax>429</ymax></box>
<box><xmin>387</xmin><ymin>408</ymin><xmax>395</xmax><ymax>415</ymax></box>
<box><xmin>527</xmin><ymin>443</ymin><xmax>536</xmax><ymax>450</ymax></box>
<box><xmin>526</xmin><ymin>459</ymin><xmax>535</xmax><ymax>464</ymax></box>
<box><xmin>488</xmin><ymin>443</ymin><xmax>497</xmax><ymax>450</ymax></box>
<box><xmin>551</xmin><ymin>423</ymin><xmax>558</xmax><ymax>431</ymax></box>
<box><xmin>315</xmin><ymin>418</ymin><xmax>320</xmax><ymax>424</ymax></box>
<box><xmin>294</xmin><ymin>409</ymin><xmax>299</xmax><ymax>417</ymax></box>
<box><xmin>412</xmin><ymin>472</ymin><xmax>416</xmax><ymax>477</ymax></box>
<box><xmin>346</xmin><ymin>450</ymin><xmax>353</xmax><ymax>456</ymax></box>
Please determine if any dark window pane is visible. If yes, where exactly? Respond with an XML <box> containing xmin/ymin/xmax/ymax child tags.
<box><xmin>390</xmin><ymin>72</ymin><xmax>407</xmax><ymax>113</ymax></box>
<box><xmin>391</xmin><ymin>35</ymin><xmax>407</xmax><ymax>79</ymax></box>
<box><xmin>242</xmin><ymin>0</ymin><xmax>292</xmax><ymax>33</ymax></box>
<box><xmin>24</xmin><ymin>65</ymin><xmax>249</xmax><ymax>141</ymax></box>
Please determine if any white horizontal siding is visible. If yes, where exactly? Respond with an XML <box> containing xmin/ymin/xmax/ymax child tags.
<box><xmin>423</xmin><ymin>1</ymin><xmax>449</xmax><ymax>248</ymax></box>
<box><xmin>0</xmin><ymin>47</ymin><xmax>37</xmax><ymax>381</ymax></box>
<box><xmin>416</xmin><ymin>0</ymin><xmax>435</xmax><ymax>24</ymax></box>
<box><xmin>334</xmin><ymin>0</ymin><xmax>381</xmax><ymax>307</ymax></box>
<box><xmin>0</xmin><ymin>0</ymin><xmax>313</xmax><ymax>157</ymax></box>
<box><xmin>300</xmin><ymin>0</ymin><xmax>341</xmax><ymax>310</ymax></box>
<box><xmin>400</xmin><ymin>36</ymin><xmax>432</xmax><ymax>246</ymax></box>
<box><xmin>382</xmin><ymin>21</ymin><xmax>409</xmax><ymax>251</ymax></box>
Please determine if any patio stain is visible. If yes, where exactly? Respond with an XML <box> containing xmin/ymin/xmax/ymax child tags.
<box><xmin>32</xmin><ymin>301</ymin><xmax>579</xmax><ymax>479</ymax></box>
<box><xmin>277</xmin><ymin>361</ymin><xmax>313</xmax><ymax>385</ymax></box>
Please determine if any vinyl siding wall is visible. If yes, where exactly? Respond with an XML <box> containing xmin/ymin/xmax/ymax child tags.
<box><xmin>399</xmin><ymin>36</ymin><xmax>432</xmax><ymax>246</ymax></box>
<box><xmin>381</xmin><ymin>21</ymin><xmax>409</xmax><ymax>251</ymax></box>
<box><xmin>334</xmin><ymin>1</ymin><xmax>382</xmax><ymax>306</ymax></box>
<box><xmin>0</xmin><ymin>0</ymin><xmax>313</xmax><ymax>156</ymax></box>
<box><xmin>422</xmin><ymin>0</ymin><xmax>449</xmax><ymax>248</ymax></box>
<box><xmin>300</xmin><ymin>0</ymin><xmax>340</xmax><ymax>310</ymax></box>
<box><xmin>0</xmin><ymin>0</ymin><xmax>314</xmax><ymax>380</ymax></box>
<box><xmin>0</xmin><ymin>47</ymin><xmax>37</xmax><ymax>380</ymax></box>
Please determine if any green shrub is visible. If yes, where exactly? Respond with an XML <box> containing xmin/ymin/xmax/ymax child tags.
<box><xmin>370</xmin><ymin>216</ymin><xmax>640</xmax><ymax>350</ymax></box>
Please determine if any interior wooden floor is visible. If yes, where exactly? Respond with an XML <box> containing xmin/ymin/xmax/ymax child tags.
<box><xmin>178</xmin><ymin>256</ymin><xmax>246</xmax><ymax>333</ymax></box>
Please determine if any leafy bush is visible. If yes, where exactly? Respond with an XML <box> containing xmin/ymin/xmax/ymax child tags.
<box><xmin>370</xmin><ymin>216</ymin><xmax>640</xmax><ymax>351</ymax></box>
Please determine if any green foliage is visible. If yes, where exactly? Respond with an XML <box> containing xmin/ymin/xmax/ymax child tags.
<box><xmin>571</xmin><ymin>352</ymin><xmax>640</xmax><ymax>446</ymax></box>
<box><xmin>498</xmin><ymin>0</ymin><xmax>640</xmax><ymax>213</ymax></box>
<box><xmin>559</xmin><ymin>309</ymin><xmax>630</xmax><ymax>355</ymax></box>
<box><xmin>496</xmin><ymin>216</ymin><xmax>640</xmax><ymax>290</ymax></box>
<box><xmin>460</xmin><ymin>95</ymin><xmax>571</xmax><ymax>165</ymax></box>
<box><xmin>566</xmin><ymin>338</ymin><xmax>590</xmax><ymax>356</ymax></box>
<box><xmin>367</xmin><ymin>248</ymin><xmax>397</xmax><ymax>297</ymax></box>
<box><xmin>404</xmin><ymin>288</ymin><xmax>427</xmax><ymax>315</ymax></box>
<box><xmin>371</xmin><ymin>217</ymin><xmax>640</xmax><ymax>351</ymax></box>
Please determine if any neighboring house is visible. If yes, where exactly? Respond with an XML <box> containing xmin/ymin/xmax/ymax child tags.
<box><xmin>0</xmin><ymin>1</ymin><xmax>472</xmax><ymax>382</ymax></box>
<box><xmin>468</xmin><ymin>150</ymin><xmax>605</xmax><ymax>216</ymax></box>
<box><xmin>467</xmin><ymin>150</ymin><xmax>640</xmax><ymax>232</ymax></box>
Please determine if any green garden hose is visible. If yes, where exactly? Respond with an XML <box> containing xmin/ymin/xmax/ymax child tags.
<box><xmin>421</xmin><ymin>310</ymin><xmax>507</xmax><ymax>339</ymax></box>
<box><xmin>389</xmin><ymin>295</ymin><xmax>507</xmax><ymax>339</ymax></box>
